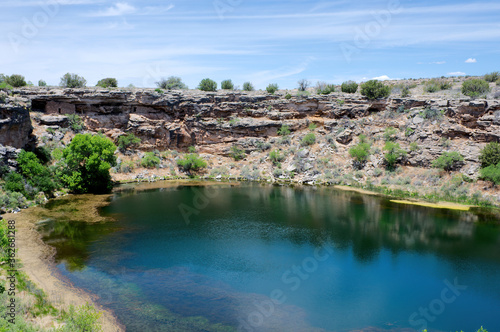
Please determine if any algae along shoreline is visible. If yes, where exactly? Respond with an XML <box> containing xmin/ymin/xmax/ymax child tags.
<box><xmin>3</xmin><ymin>179</ymin><xmax>500</xmax><ymax>331</ymax></box>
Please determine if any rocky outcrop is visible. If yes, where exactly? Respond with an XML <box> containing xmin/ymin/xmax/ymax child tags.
<box><xmin>15</xmin><ymin>88</ymin><xmax>497</xmax><ymax>153</ymax></box>
<box><xmin>0</xmin><ymin>104</ymin><xmax>34</xmax><ymax>149</ymax></box>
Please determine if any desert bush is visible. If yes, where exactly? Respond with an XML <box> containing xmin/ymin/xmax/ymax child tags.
<box><xmin>118</xmin><ymin>160</ymin><xmax>135</xmax><ymax>173</ymax></box>
<box><xmin>60</xmin><ymin>73</ymin><xmax>86</xmax><ymax>88</ymax></box>
<box><xmin>140</xmin><ymin>152</ymin><xmax>160</xmax><ymax>168</ymax></box>
<box><xmin>117</xmin><ymin>133</ymin><xmax>141</xmax><ymax>152</ymax></box>
<box><xmin>424</xmin><ymin>79</ymin><xmax>452</xmax><ymax>92</ymax></box>
<box><xmin>198</xmin><ymin>78</ymin><xmax>217</xmax><ymax>92</ymax></box>
<box><xmin>68</xmin><ymin>114</ymin><xmax>84</xmax><ymax>133</ymax></box>
<box><xmin>409</xmin><ymin>142</ymin><xmax>420</xmax><ymax>152</ymax></box>
<box><xmin>156</xmin><ymin>76</ymin><xmax>188</xmax><ymax>90</ymax></box>
<box><xmin>431</xmin><ymin>151</ymin><xmax>464</xmax><ymax>171</ymax></box>
<box><xmin>461</xmin><ymin>78</ymin><xmax>490</xmax><ymax>97</ymax></box>
<box><xmin>360</xmin><ymin>80</ymin><xmax>390</xmax><ymax>99</ymax></box>
<box><xmin>284</xmin><ymin>93</ymin><xmax>292</xmax><ymax>99</ymax></box>
<box><xmin>229</xmin><ymin>145</ymin><xmax>245</xmax><ymax>161</ymax></box>
<box><xmin>155</xmin><ymin>88</ymin><xmax>163</xmax><ymax>94</ymax></box>
<box><xmin>479</xmin><ymin>142</ymin><xmax>500</xmax><ymax>168</ymax></box>
<box><xmin>401</xmin><ymin>86</ymin><xmax>410</xmax><ymax>97</ymax></box>
<box><xmin>269</xmin><ymin>149</ymin><xmax>285</xmax><ymax>164</ymax></box>
<box><xmin>484</xmin><ymin>71</ymin><xmax>500</xmax><ymax>82</ymax></box>
<box><xmin>266</xmin><ymin>83</ymin><xmax>278</xmax><ymax>94</ymax></box>
<box><xmin>96</xmin><ymin>78</ymin><xmax>118</xmax><ymax>88</ymax></box>
<box><xmin>242</xmin><ymin>82</ymin><xmax>254</xmax><ymax>91</ymax></box>
<box><xmin>255</xmin><ymin>140</ymin><xmax>271</xmax><ymax>151</ymax></box>
<box><xmin>301</xmin><ymin>132</ymin><xmax>316</xmax><ymax>146</ymax></box>
<box><xmin>341</xmin><ymin>81</ymin><xmax>358</xmax><ymax>93</ymax></box>
<box><xmin>5</xmin><ymin>74</ymin><xmax>27</xmax><ymax>87</ymax></box>
<box><xmin>210</xmin><ymin>166</ymin><xmax>229</xmax><ymax>177</ymax></box>
<box><xmin>17</xmin><ymin>150</ymin><xmax>57</xmax><ymax>196</ymax></box>
<box><xmin>383</xmin><ymin>127</ymin><xmax>398</xmax><ymax>141</ymax></box>
<box><xmin>38</xmin><ymin>79</ymin><xmax>47</xmax><ymax>87</ymax></box>
<box><xmin>383</xmin><ymin>141</ymin><xmax>406</xmax><ymax>169</ymax></box>
<box><xmin>349</xmin><ymin>135</ymin><xmax>371</xmax><ymax>167</ymax></box>
<box><xmin>496</xmin><ymin>79</ymin><xmax>500</xmax><ymax>86</ymax></box>
<box><xmin>297</xmin><ymin>79</ymin><xmax>310</xmax><ymax>91</ymax></box>
<box><xmin>480</xmin><ymin>164</ymin><xmax>500</xmax><ymax>185</ymax></box>
<box><xmin>316</xmin><ymin>82</ymin><xmax>335</xmax><ymax>94</ymax></box>
<box><xmin>177</xmin><ymin>153</ymin><xmax>207</xmax><ymax>172</ymax></box>
<box><xmin>421</xmin><ymin>107</ymin><xmax>443</xmax><ymax>120</ymax></box>
<box><xmin>221</xmin><ymin>79</ymin><xmax>234</xmax><ymax>90</ymax></box>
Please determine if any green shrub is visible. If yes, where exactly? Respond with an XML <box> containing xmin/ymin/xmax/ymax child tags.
<box><xmin>62</xmin><ymin>133</ymin><xmax>117</xmax><ymax>194</ymax></box>
<box><xmin>229</xmin><ymin>145</ymin><xmax>245</xmax><ymax>161</ymax></box>
<box><xmin>383</xmin><ymin>141</ymin><xmax>406</xmax><ymax>169</ymax></box>
<box><xmin>117</xmin><ymin>133</ymin><xmax>141</xmax><ymax>152</ymax></box>
<box><xmin>431</xmin><ymin>151</ymin><xmax>464</xmax><ymax>171</ymax></box>
<box><xmin>284</xmin><ymin>93</ymin><xmax>292</xmax><ymax>99</ymax></box>
<box><xmin>243</xmin><ymin>82</ymin><xmax>254</xmax><ymax>91</ymax></box>
<box><xmin>480</xmin><ymin>164</ymin><xmax>500</xmax><ymax>185</ymax></box>
<box><xmin>422</xmin><ymin>107</ymin><xmax>443</xmax><ymax>120</ymax></box>
<box><xmin>496</xmin><ymin>78</ymin><xmax>500</xmax><ymax>86</ymax></box>
<box><xmin>38</xmin><ymin>79</ymin><xmax>47</xmax><ymax>87</ymax></box>
<box><xmin>269</xmin><ymin>149</ymin><xmax>285</xmax><ymax>164</ymax></box>
<box><xmin>155</xmin><ymin>88</ymin><xmax>163</xmax><ymax>94</ymax></box>
<box><xmin>461</xmin><ymin>78</ymin><xmax>490</xmax><ymax>97</ymax></box>
<box><xmin>3</xmin><ymin>172</ymin><xmax>25</xmax><ymax>193</ymax></box>
<box><xmin>118</xmin><ymin>160</ymin><xmax>135</xmax><ymax>173</ymax></box>
<box><xmin>401</xmin><ymin>86</ymin><xmax>410</xmax><ymax>97</ymax></box>
<box><xmin>297</xmin><ymin>79</ymin><xmax>310</xmax><ymax>91</ymax></box>
<box><xmin>383</xmin><ymin>127</ymin><xmax>398</xmax><ymax>141</ymax></box>
<box><xmin>0</xmin><ymin>82</ymin><xmax>13</xmax><ymax>90</ymax></box>
<box><xmin>278</xmin><ymin>124</ymin><xmax>290</xmax><ymax>136</ymax></box>
<box><xmin>266</xmin><ymin>83</ymin><xmax>278</xmax><ymax>94</ymax></box>
<box><xmin>198</xmin><ymin>78</ymin><xmax>217</xmax><ymax>92</ymax></box>
<box><xmin>177</xmin><ymin>153</ymin><xmax>207</xmax><ymax>173</ymax></box>
<box><xmin>308</xmin><ymin>123</ymin><xmax>317</xmax><ymax>131</ymax></box>
<box><xmin>410</xmin><ymin>142</ymin><xmax>420</xmax><ymax>152</ymax></box>
<box><xmin>360</xmin><ymin>80</ymin><xmax>390</xmax><ymax>99</ymax></box>
<box><xmin>424</xmin><ymin>79</ymin><xmax>452</xmax><ymax>92</ymax></box>
<box><xmin>221</xmin><ymin>79</ymin><xmax>234</xmax><ymax>90</ymax></box>
<box><xmin>60</xmin><ymin>303</ymin><xmax>102</xmax><ymax>332</ymax></box>
<box><xmin>479</xmin><ymin>142</ymin><xmax>500</xmax><ymax>168</ymax></box>
<box><xmin>484</xmin><ymin>71</ymin><xmax>500</xmax><ymax>82</ymax></box>
<box><xmin>316</xmin><ymin>82</ymin><xmax>335</xmax><ymax>94</ymax></box>
<box><xmin>17</xmin><ymin>150</ymin><xmax>57</xmax><ymax>195</ymax></box>
<box><xmin>301</xmin><ymin>132</ymin><xmax>316</xmax><ymax>146</ymax></box>
<box><xmin>60</xmin><ymin>73</ymin><xmax>87</xmax><ymax>88</ymax></box>
<box><xmin>156</xmin><ymin>76</ymin><xmax>187</xmax><ymax>90</ymax></box>
<box><xmin>5</xmin><ymin>74</ymin><xmax>27</xmax><ymax>87</ymax></box>
<box><xmin>140</xmin><ymin>152</ymin><xmax>160</xmax><ymax>168</ymax></box>
<box><xmin>96</xmin><ymin>78</ymin><xmax>118</xmax><ymax>88</ymax></box>
<box><xmin>349</xmin><ymin>135</ymin><xmax>371</xmax><ymax>167</ymax></box>
<box><xmin>68</xmin><ymin>114</ymin><xmax>84</xmax><ymax>133</ymax></box>
<box><xmin>341</xmin><ymin>81</ymin><xmax>358</xmax><ymax>93</ymax></box>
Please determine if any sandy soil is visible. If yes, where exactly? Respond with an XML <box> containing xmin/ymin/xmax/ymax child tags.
<box><xmin>5</xmin><ymin>195</ymin><xmax>125</xmax><ymax>332</ymax></box>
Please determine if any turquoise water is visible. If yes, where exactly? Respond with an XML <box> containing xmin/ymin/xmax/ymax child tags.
<box><xmin>39</xmin><ymin>183</ymin><xmax>500</xmax><ymax>331</ymax></box>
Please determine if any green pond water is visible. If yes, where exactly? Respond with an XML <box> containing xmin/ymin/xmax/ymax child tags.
<box><xmin>38</xmin><ymin>182</ymin><xmax>500</xmax><ymax>332</ymax></box>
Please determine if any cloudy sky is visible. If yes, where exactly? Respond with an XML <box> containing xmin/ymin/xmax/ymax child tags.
<box><xmin>1</xmin><ymin>0</ymin><xmax>499</xmax><ymax>89</ymax></box>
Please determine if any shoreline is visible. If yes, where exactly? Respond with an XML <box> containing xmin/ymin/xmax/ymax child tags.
<box><xmin>6</xmin><ymin>196</ymin><xmax>125</xmax><ymax>332</ymax></box>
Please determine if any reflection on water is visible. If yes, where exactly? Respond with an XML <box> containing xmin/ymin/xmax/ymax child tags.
<box><xmin>38</xmin><ymin>183</ymin><xmax>500</xmax><ymax>332</ymax></box>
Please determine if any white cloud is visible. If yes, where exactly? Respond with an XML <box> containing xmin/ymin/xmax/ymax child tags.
<box><xmin>90</xmin><ymin>2</ymin><xmax>136</xmax><ymax>17</ymax></box>
<box><xmin>448</xmin><ymin>71</ymin><xmax>466</xmax><ymax>76</ymax></box>
<box><xmin>431</xmin><ymin>61</ymin><xmax>446</xmax><ymax>64</ymax></box>
<box><xmin>372</xmin><ymin>75</ymin><xmax>391</xmax><ymax>80</ymax></box>
<box><xmin>465</xmin><ymin>58</ymin><xmax>477</xmax><ymax>63</ymax></box>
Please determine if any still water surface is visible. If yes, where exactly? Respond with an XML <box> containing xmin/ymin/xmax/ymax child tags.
<box><xmin>39</xmin><ymin>182</ymin><xmax>500</xmax><ymax>331</ymax></box>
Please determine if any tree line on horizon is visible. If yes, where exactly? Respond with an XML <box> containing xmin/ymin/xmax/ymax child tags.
<box><xmin>1</xmin><ymin>71</ymin><xmax>499</xmax><ymax>99</ymax></box>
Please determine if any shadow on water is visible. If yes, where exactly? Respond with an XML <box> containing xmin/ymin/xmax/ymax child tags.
<box><xmin>36</xmin><ymin>182</ymin><xmax>500</xmax><ymax>332</ymax></box>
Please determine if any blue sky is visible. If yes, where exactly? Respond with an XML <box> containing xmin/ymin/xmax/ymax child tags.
<box><xmin>1</xmin><ymin>0</ymin><xmax>499</xmax><ymax>89</ymax></box>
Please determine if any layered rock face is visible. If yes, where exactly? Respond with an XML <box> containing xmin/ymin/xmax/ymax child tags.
<box><xmin>14</xmin><ymin>88</ymin><xmax>500</xmax><ymax>154</ymax></box>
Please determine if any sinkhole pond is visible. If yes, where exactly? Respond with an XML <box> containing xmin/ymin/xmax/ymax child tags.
<box><xmin>37</xmin><ymin>182</ymin><xmax>500</xmax><ymax>332</ymax></box>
